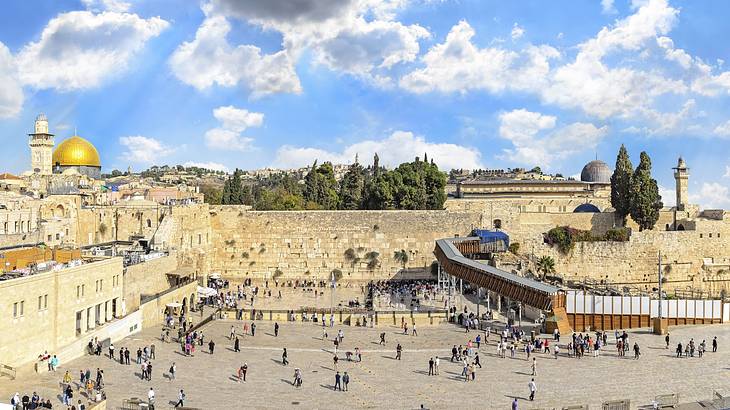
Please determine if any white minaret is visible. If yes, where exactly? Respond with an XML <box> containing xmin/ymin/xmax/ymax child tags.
<box><xmin>673</xmin><ymin>157</ymin><xmax>689</xmax><ymax>211</ymax></box>
<box><xmin>28</xmin><ymin>114</ymin><xmax>55</xmax><ymax>175</ymax></box>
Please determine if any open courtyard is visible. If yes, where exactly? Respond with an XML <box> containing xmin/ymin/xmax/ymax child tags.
<box><xmin>2</xmin><ymin>317</ymin><xmax>730</xmax><ymax>409</ymax></box>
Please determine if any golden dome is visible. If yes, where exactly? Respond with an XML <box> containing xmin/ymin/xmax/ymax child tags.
<box><xmin>52</xmin><ymin>135</ymin><xmax>101</xmax><ymax>168</ymax></box>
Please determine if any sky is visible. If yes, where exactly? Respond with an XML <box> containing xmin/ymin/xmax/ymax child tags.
<box><xmin>1</xmin><ymin>0</ymin><xmax>730</xmax><ymax>208</ymax></box>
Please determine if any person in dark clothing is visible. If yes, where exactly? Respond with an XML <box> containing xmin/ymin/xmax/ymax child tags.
<box><xmin>209</xmin><ymin>340</ymin><xmax>215</xmax><ymax>354</ymax></box>
<box><xmin>676</xmin><ymin>343</ymin><xmax>683</xmax><ymax>358</ymax></box>
<box><xmin>234</xmin><ymin>337</ymin><xmax>240</xmax><ymax>352</ymax></box>
<box><xmin>713</xmin><ymin>337</ymin><xmax>718</xmax><ymax>352</ymax></box>
<box><xmin>274</xmin><ymin>322</ymin><xmax>279</xmax><ymax>337</ymax></box>
<box><xmin>282</xmin><ymin>348</ymin><xmax>289</xmax><ymax>366</ymax></box>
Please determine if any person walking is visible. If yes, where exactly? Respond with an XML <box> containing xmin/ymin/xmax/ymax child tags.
<box><xmin>241</xmin><ymin>363</ymin><xmax>248</xmax><ymax>382</ymax></box>
<box><xmin>334</xmin><ymin>372</ymin><xmax>342</xmax><ymax>391</ymax></box>
<box><xmin>174</xmin><ymin>389</ymin><xmax>185</xmax><ymax>408</ymax></box>
<box><xmin>209</xmin><ymin>340</ymin><xmax>215</xmax><ymax>354</ymax></box>
<box><xmin>633</xmin><ymin>342</ymin><xmax>641</xmax><ymax>360</ymax></box>
<box><xmin>109</xmin><ymin>343</ymin><xmax>115</xmax><ymax>360</ymax></box>
<box><xmin>342</xmin><ymin>372</ymin><xmax>350</xmax><ymax>391</ymax></box>
<box><xmin>274</xmin><ymin>322</ymin><xmax>279</xmax><ymax>337</ymax></box>
<box><xmin>293</xmin><ymin>368</ymin><xmax>302</xmax><ymax>387</ymax></box>
<box><xmin>512</xmin><ymin>398</ymin><xmax>519</xmax><ymax>410</ymax></box>
<box><xmin>428</xmin><ymin>358</ymin><xmax>434</xmax><ymax>376</ymax></box>
<box><xmin>234</xmin><ymin>337</ymin><xmax>240</xmax><ymax>352</ymax></box>
<box><xmin>713</xmin><ymin>336</ymin><xmax>718</xmax><ymax>352</ymax></box>
<box><xmin>251</xmin><ymin>322</ymin><xmax>256</xmax><ymax>336</ymax></box>
<box><xmin>528</xmin><ymin>379</ymin><xmax>537</xmax><ymax>401</ymax></box>
<box><xmin>396</xmin><ymin>343</ymin><xmax>402</xmax><ymax>360</ymax></box>
<box><xmin>531</xmin><ymin>357</ymin><xmax>537</xmax><ymax>376</ymax></box>
<box><xmin>150</xmin><ymin>343</ymin><xmax>156</xmax><ymax>360</ymax></box>
<box><xmin>282</xmin><ymin>348</ymin><xmax>289</xmax><ymax>366</ymax></box>
<box><xmin>475</xmin><ymin>353</ymin><xmax>482</xmax><ymax>368</ymax></box>
<box><xmin>379</xmin><ymin>332</ymin><xmax>386</xmax><ymax>345</ymax></box>
<box><xmin>665</xmin><ymin>333</ymin><xmax>670</xmax><ymax>349</ymax></box>
<box><xmin>169</xmin><ymin>362</ymin><xmax>176</xmax><ymax>381</ymax></box>
<box><xmin>147</xmin><ymin>388</ymin><xmax>155</xmax><ymax>407</ymax></box>
<box><xmin>412</xmin><ymin>324</ymin><xmax>418</xmax><ymax>336</ymax></box>
<box><xmin>146</xmin><ymin>361</ymin><xmax>153</xmax><ymax>381</ymax></box>
<box><xmin>451</xmin><ymin>345</ymin><xmax>458</xmax><ymax>362</ymax></box>
<box><xmin>230</xmin><ymin>325</ymin><xmax>236</xmax><ymax>340</ymax></box>
<box><xmin>434</xmin><ymin>356</ymin><xmax>440</xmax><ymax>375</ymax></box>
<box><xmin>676</xmin><ymin>342</ymin><xmax>683</xmax><ymax>358</ymax></box>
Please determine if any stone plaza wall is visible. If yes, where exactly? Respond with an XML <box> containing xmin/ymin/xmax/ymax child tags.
<box><xmin>208</xmin><ymin>207</ymin><xmax>483</xmax><ymax>282</ymax></box>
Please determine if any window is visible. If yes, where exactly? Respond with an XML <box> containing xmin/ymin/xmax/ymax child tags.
<box><xmin>77</xmin><ymin>285</ymin><xmax>81</xmax><ymax>299</ymax></box>
<box><xmin>100</xmin><ymin>279</ymin><xmax>103</xmax><ymax>292</ymax></box>
<box><xmin>13</xmin><ymin>300</ymin><xmax>24</xmax><ymax>318</ymax></box>
<box><xmin>38</xmin><ymin>294</ymin><xmax>48</xmax><ymax>310</ymax></box>
<box><xmin>82</xmin><ymin>284</ymin><xmax>85</xmax><ymax>297</ymax></box>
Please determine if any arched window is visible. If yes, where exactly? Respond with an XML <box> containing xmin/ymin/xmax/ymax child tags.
<box><xmin>493</xmin><ymin>219</ymin><xmax>502</xmax><ymax>229</ymax></box>
<box><xmin>677</xmin><ymin>224</ymin><xmax>685</xmax><ymax>231</ymax></box>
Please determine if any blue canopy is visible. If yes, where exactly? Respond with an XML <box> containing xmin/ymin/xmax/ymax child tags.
<box><xmin>472</xmin><ymin>229</ymin><xmax>510</xmax><ymax>248</ymax></box>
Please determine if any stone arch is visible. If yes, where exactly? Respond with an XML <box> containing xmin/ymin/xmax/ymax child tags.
<box><xmin>53</xmin><ymin>204</ymin><xmax>65</xmax><ymax>218</ymax></box>
<box><xmin>677</xmin><ymin>224</ymin><xmax>685</xmax><ymax>231</ymax></box>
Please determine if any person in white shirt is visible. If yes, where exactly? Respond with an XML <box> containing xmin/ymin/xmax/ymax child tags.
<box><xmin>528</xmin><ymin>379</ymin><xmax>537</xmax><ymax>401</ymax></box>
<box><xmin>148</xmin><ymin>388</ymin><xmax>155</xmax><ymax>404</ymax></box>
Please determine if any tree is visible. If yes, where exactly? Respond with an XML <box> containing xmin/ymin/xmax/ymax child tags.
<box><xmin>630</xmin><ymin>151</ymin><xmax>663</xmax><ymax>231</ymax></box>
<box><xmin>530</xmin><ymin>166</ymin><xmax>542</xmax><ymax>174</ymax></box>
<box><xmin>393</xmin><ymin>249</ymin><xmax>409</xmax><ymax>268</ymax></box>
<box><xmin>304</xmin><ymin>161</ymin><xmax>339</xmax><ymax>209</ymax></box>
<box><xmin>610</xmin><ymin>144</ymin><xmax>633</xmax><ymax>224</ymax></box>
<box><xmin>536</xmin><ymin>256</ymin><xmax>556</xmax><ymax>280</ymax></box>
<box><xmin>200</xmin><ymin>184</ymin><xmax>222</xmax><ymax>205</ymax></box>
<box><xmin>339</xmin><ymin>161</ymin><xmax>365</xmax><ymax>210</ymax></box>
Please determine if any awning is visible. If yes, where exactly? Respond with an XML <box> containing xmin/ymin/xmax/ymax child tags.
<box><xmin>197</xmin><ymin>286</ymin><xmax>217</xmax><ymax>297</ymax></box>
<box><xmin>166</xmin><ymin>302</ymin><xmax>182</xmax><ymax>308</ymax></box>
<box><xmin>209</xmin><ymin>272</ymin><xmax>221</xmax><ymax>279</ymax></box>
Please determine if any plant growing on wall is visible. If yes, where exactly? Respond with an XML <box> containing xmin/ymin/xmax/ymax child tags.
<box><xmin>393</xmin><ymin>249</ymin><xmax>409</xmax><ymax>268</ymax></box>
<box><xmin>98</xmin><ymin>222</ymin><xmax>108</xmax><ymax>235</ymax></box>
<box><xmin>536</xmin><ymin>256</ymin><xmax>556</xmax><ymax>280</ymax></box>
<box><xmin>331</xmin><ymin>269</ymin><xmax>343</xmax><ymax>282</ymax></box>
<box><xmin>508</xmin><ymin>242</ymin><xmax>520</xmax><ymax>254</ymax></box>
<box><xmin>365</xmin><ymin>251</ymin><xmax>380</xmax><ymax>271</ymax></box>
<box><xmin>273</xmin><ymin>269</ymin><xmax>283</xmax><ymax>280</ymax></box>
<box><xmin>241</xmin><ymin>252</ymin><xmax>249</xmax><ymax>259</ymax></box>
<box><xmin>545</xmin><ymin>226</ymin><xmax>574</xmax><ymax>254</ymax></box>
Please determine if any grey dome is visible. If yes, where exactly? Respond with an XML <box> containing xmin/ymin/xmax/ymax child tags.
<box><xmin>580</xmin><ymin>160</ymin><xmax>611</xmax><ymax>183</ymax></box>
<box><xmin>574</xmin><ymin>203</ymin><xmax>601</xmax><ymax>213</ymax></box>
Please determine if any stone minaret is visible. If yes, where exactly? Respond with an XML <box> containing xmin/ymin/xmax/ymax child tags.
<box><xmin>673</xmin><ymin>157</ymin><xmax>689</xmax><ymax>211</ymax></box>
<box><xmin>28</xmin><ymin>113</ymin><xmax>55</xmax><ymax>175</ymax></box>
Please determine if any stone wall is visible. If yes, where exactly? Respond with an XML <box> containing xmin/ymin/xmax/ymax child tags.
<box><xmin>123</xmin><ymin>254</ymin><xmax>179</xmax><ymax>312</ymax></box>
<box><xmin>208</xmin><ymin>207</ymin><xmax>483</xmax><ymax>282</ymax></box>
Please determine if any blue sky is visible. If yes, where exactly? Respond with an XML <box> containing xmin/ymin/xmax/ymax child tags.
<box><xmin>2</xmin><ymin>0</ymin><xmax>730</xmax><ymax>208</ymax></box>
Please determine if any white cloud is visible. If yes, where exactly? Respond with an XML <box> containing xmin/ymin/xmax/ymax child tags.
<box><xmin>81</xmin><ymin>0</ymin><xmax>131</xmax><ymax>13</ymax></box>
<box><xmin>690</xmin><ymin>182</ymin><xmax>730</xmax><ymax>210</ymax></box>
<box><xmin>601</xmin><ymin>0</ymin><xmax>617</xmax><ymax>14</ymax></box>
<box><xmin>204</xmin><ymin>106</ymin><xmax>263</xmax><ymax>151</ymax></box>
<box><xmin>119</xmin><ymin>136</ymin><xmax>174</xmax><ymax>163</ymax></box>
<box><xmin>658</xmin><ymin>184</ymin><xmax>675</xmax><ymax>207</ymax></box>
<box><xmin>724</xmin><ymin>166</ymin><xmax>730</xmax><ymax>178</ymax></box>
<box><xmin>16</xmin><ymin>11</ymin><xmax>168</xmax><ymax>90</ymax></box>
<box><xmin>169</xmin><ymin>15</ymin><xmax>301</xmax><ymax>98</ymax></box>
<box><xmin>183</xmin><ymin>161</ymin><xmax>229</xmax><ymax>172</ymax></box>
<box><xmin>400</xmin><ymin>21</ymin><xmax>559</xmax><ymax>94</ymax></box>
<box><xmin>713</xmin><ymin>120</ymin><xmax>730</xmax><ymax>136</ymax></box>
<box><xmin>498</xmin><ymin>109</ymin><xmax>608</xmax><ymax>167</ymax></box>
<box><xmin>273</xmin><ymin>130</ymin><xmax>483</xmax><ymax>170</ymax></box>
<box><xmin>511</xmin><ymin>23</ymin><xmax>525</xmax><ymax>40</ymax></box>
<box><xmin>198</xmin><ymin>0</ymin><xmax>429</xmax><ymax>88</ymax></box>
<box><xmin>0</xmin><ymin>42</ymin><xmax>23</xmax><ymax>118</ymax></box>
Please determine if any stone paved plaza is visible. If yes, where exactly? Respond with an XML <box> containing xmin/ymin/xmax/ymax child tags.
<box><xmin>3</xmin><ymin>319</ymin><xmax>730</xmax><ymax>409</ymax></box>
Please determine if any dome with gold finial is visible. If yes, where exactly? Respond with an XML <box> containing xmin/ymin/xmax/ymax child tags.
<box><xmin>52</xmin><ymin>135</ymin><xmax>102</xmax><ymax>179</ymax></box>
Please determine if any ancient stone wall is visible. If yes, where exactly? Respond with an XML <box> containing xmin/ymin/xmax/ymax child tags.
<box><xmin>123</xmin><ymin>254</ymin><xmax>179</xmax><ymax>312</ymax></box>
<box><xmin>208</xmin><ymin>207</ymin><xmax>483</xmax><ymax>282</ymax></box>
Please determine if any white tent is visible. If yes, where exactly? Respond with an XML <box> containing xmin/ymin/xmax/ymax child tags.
<box><xmin>197</xmin><ymin>286</ymin><xmax>217</xmax><ymax>297</ymax></box>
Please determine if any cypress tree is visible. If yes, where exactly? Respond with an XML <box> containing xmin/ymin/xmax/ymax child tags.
<box><xmin>629</xmin><ymin>151</ymin><xmax>663</xmax><ymax>231</ymax></box>
<box><xmin>610</xmin><ymin>144</ymin><xmax>633</xmax><ymax>224</ymax></box>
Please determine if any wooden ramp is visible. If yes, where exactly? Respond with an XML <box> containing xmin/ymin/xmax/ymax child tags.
<box><xmin>552</xmin><ymin>306</ymin><xmax>573</xmax><ymax>335</ymax></box>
